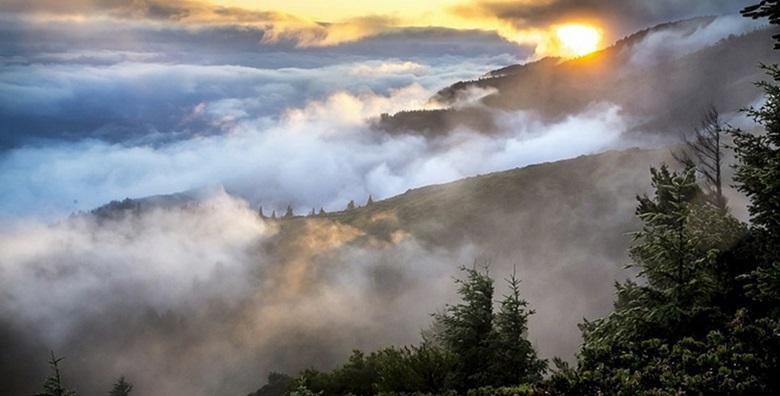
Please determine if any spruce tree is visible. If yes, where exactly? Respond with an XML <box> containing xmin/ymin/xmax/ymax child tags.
<box><xmin>36</xmin><ymin>351</ymin><xmax>77</xmax><ymax>396</ymax></box>
<box><xmin>284</xmin><ymin>205</ymin><xmax>294</xmax><ymax>218</ymax></box>
<box><xmin>435</xmin><ymin>264</ymin><xmax>496</xmax><ymax>390</ymax></box>
<box><xmin>108</xmin><ymin>377</ymin><xmax>133</xmax><ymax>396</ymax></box>
<box><xmin>492</xmin><ymin>267</ymin><xmax>546</xmax><ymax>385</ymax></box>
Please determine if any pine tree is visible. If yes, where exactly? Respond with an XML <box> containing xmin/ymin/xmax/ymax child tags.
<box><xmin>743</xmin><ymin>0</ymin><xmax>780</xmax><ymax>48</ymax></box>
<box><xmin>731</xmin><ymin>65</ymin><xmax>780</xmax><ymax>309</ymax></box>
<box><xmin>108</xmin><ymin>377</ymin><xmax>133</xmax><ymax>396</ymax></box>
<box><xmin>284</xmin><ymin>205</ymin><xmax>294</xmax><ymax>218</ymax></box>
<box><xmin>36</xmin><ymin>351</ymin><xmax>77</xmax><ymax>396</ymax></box>
<box><xmin>271</xmin><ymin>210</ymin><xmax>277</xmax><ymax>220</ymax></box>
<box><xmin>309</xmin><ymin>208</ymin><xmax>315</xmax><ymax>216</ymax></box>
<box><xmin>491</xmin><ymin>267</ymin><xmax>546</xmax><ymax>385</ymax></box>
<box><xmin>346</xmin><ymin>200</ymin><xmax>356</xmax><ymax>210</ymax></box>
<box><xmin>366</xmin><ymin>195</ymin><xmax>374</xmax><ymax>206</ymax></box>
<box><xmin>258</xmin><ymin>206</ymin><xmax>266</xmax><ymax>219</ymax></box>
<box><xmin>435</xmin><ymin>264</ymin><xmax>496</xmax><ymax>390</ymax></box>
<box><xmin>319</xmin><ymin>207</ymin><xmax>326</xmax><ymax>216</ymax></box>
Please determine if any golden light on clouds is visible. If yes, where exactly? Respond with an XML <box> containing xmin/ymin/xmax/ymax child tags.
<box><xmin>20</xmin><ymin>0</ymin><xmax>608</xmax><ymax>57</ymax></box>
<box><xmin>554</xmin><ymin>24</ymin><xmax>603</xmax><ymax>56</ymax></box>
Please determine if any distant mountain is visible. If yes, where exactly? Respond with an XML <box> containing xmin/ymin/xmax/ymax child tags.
<box><xmin>377</xmin><ymin>17</ymin><xmax>779</xmax><ymax>137</ymax></box>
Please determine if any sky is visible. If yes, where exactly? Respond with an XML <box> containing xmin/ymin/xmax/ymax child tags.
<box><xmin>0</xmin><ymin>0</ymin><xmax>758</xmax><ymax>220</ymax></box>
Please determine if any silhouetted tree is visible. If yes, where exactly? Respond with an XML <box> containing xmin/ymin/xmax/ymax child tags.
<box><xmin>491</xmin><ymin>267</ymin><xmax>547</xmax><ymax>385</ymax></box>
<box><xmin>319</xmin><ymin>207</ymin><xmax>326</xmax><ymax>215</ymax></box>
<box><xmin>366</xmin><ymin>195</ymin><xmax>374</xmax><ymax>206</ymax></box>
<box><xmin>435</xmin><ymin>264</ymin><xmax>496</xmax><ymax>390</ymax></box>
<box><xmin>284</xmin><ymin>205</ymin><xmax>294</xmax><ymax>218</ymax></box>
<box><xmin>108</xmin><ymin>377</ymin><xmax>133</xmax><ymax>396</ymax></box>
<box><xmin>270</xmin><ymin>210</ymin><xmax>276</xmax><ymax>220</ymax></box>
<box><xmin>673</xmin><ymin>106</ymin><xmax>729</xmax><ymax>208</ymax></box>
<box><xmin>743</xmin><ymin>0</ymin><xmax>780</xmax><ymax>48</ymax></box>
<box><xmin>36</xmin><ymin>351</ymin><xmax>77</xmax><ymax>396</ymax></box>
<box><xmin>258</xmin><ymin>206</ymin><xmax>266</xmax><ymax>219</ymax></box>
<box><xmin>309</xmin><ymin>208</ymin><xmax>315</xmax><ymax>216</ymax></box>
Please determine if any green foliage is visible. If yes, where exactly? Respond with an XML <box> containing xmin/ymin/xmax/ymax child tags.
<box><xmin>288</xmin><ymin>383</ymin><xmax>321</xmax><ymax>396</ymax></box>
<box><xmin>491</xmin><ymin>269</ymin><xmax>547</xmax><ymax>386</ymax></box>
<box><xmin>296</xmin><ymin>345</ymin><xmax>456</xmax><ymax>396</ymax></box>
<box><xmin>435</xmin><ymin>265</ymin><xmax>497</xmax><ymax>390</ymax></box>
<box><xmin>288</xmin><ymin>265</ymin><xmax>544</xmax><ymax>395</ymax></box>
<box><xmin>250</xmin><ymin>372</ymin><xmax>294</xmax><ymax>396</ymax></box>
<box><xmin>108</xmin><ymin>376</ymin><xmax>133</xmax><ymax>396</ymax></box>
<box><xmin>546</xmin><ymin>58</ymin><xmax>780</xmax><ymax>394</ymax></box>
<box><xmin>36</xmin><ymin>351</ymin><xmax>78</xmax><ymax>396</ymax></box>
<box><xmin>743</xmin><ymin>1</ymin><xmax>780</xmax><ymax>48</ymax></box>
<box><xmin>465</xmin><ymin>385</ymin><xmax>535</xmax><ymax>396</ymax></box>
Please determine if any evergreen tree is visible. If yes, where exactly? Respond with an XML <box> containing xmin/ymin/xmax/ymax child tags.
<box><xmin>309</xmin><ymin>208</ymin><xmax>315</xmax><ymax>216</ymax></box>
<box><xmin>366</xmin><ymin>195</ymin><xmax>374</xmax><ymax>206</ymax></box>
<box><xmin>743</xmin><ymin>0</ymin><xmax>780</xmax><ymax>48</ymax></box>
<box><xmin>551</xmin><ymin>166</ymin><xmax>750</xmax><ymax>394</ymax></box>
<box><xmin>435</xmin><ymin>264</ymin><xmax>496</xmax><ymax>390</ymax></box>
<box><xmin>271</xmin><ymin>210</ymin><xmax>276</xmax><ymax>220</ymax></box>
<box><xmin>491</xmin><ymin>267</ymin><xmax>546</xmax><ymax>385</ymax></box>
<box><xmin>319</xmin><ymin>207</ymin><xmax>326</xmax><ymax>216</ymax></box>
<box><xmin>284</xmin><ymin>205</ymin><xmax>294</xmax><ymax>218</ymax></box>
<box><xmin>36</xmin><ymin>351</ymin><xmax>77</xmax><ymax>396</ymax></box>
<box><xmin>346</xmin><ymin>200</ymin><xmax>356</xmax><ymax>210</ymax></box>
<box><xmin>258</xmin><ymin>205</ymin><xmax>266</xmax><ymax>219</ymax></box>
<box><xmin>108</xmin><ymin>377</ymin><xmax>133</xmax><ymax>396</ymax></box>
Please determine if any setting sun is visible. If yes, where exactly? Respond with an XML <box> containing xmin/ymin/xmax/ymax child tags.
<box><xmin>555</xmin><ymin>24</ymin><xmax>602</xmax><ymax>56</ymax></box>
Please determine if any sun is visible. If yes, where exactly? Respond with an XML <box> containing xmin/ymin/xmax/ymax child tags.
<box><xmin>555</xmin><ymin>24</ymin><xmax>602</xmax><ymax>57</ymax></box>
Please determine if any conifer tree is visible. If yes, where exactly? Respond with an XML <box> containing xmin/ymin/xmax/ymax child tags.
<box><xmin>284</xmin><ymin>205</ymin><xmax>294</xmax><ymax>218</ymax></box>
<box><xmin>743</xmin><ymin>0</ymin><xmax>780</xmax><ymax>48</ymax></box>
<box><xmin>319</xmin><ymin>207</ymin><xmax>326</xmax><ymax>215</ymax></box>
<box><xmin>108</xmin><ymin>377</ymin><xmax>133</xmax><ymax>396</ymax></box>
<box><xmin>366</xmin><ymin>195</ymin><xmax>374</xmax><ymax>206</ymax></box>
<box><xmin>258</xmin><ymin>206</ymin><xmax>266</xmax><ymax>219</ymax></box>
<box><xmin>435</xmin><ymin>264</ymin><xmax>496</xmax><ymax>390</ymax></box>
<box><xmin>36</xmin><ymin>351</ymin><xmax>77</xmax><ymax>396</ymax></box>
<box><xmin>309</xmin><ymin>208</ymin><xmax>315</xmax><ymax>216</ymax></box>
<box><xmin>346</xmin><ymin>200</ymin><xmax>356</xmax><ymax>210</ymax></box>
<box><xmin>271</xmin><ymin>210</ymin><xmax>276</xmax><ymax>220</ymax></box>
<box><xmin>491</xmin><ymin>267</ymin><xmax>546</xmax><ymax>385</ymax></box>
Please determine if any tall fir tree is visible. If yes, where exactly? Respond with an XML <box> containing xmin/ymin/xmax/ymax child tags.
<box><xmin>435</xmin><ymin>264</ymin><xmax>496</xmax><ymax>390</ymax></box>
<box><xmin>491</xmin><ymin>267</ymin><xmax>547</xmax><ymax>385</ymax></box>
<box><xmin>36</xmin><ymin>351</ymin><xmax>77</xmax><ymax>396</ymax></box>
<box><xmin>108</xmin><ymin>377</ymin><xmax>133</xmax><ymax>396</ymax></box>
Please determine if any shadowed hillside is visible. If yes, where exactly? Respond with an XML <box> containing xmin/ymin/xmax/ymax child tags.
<box><xmin>253</xmin><ymin>147</ymin><xmax>677</xmax><ymax>360</ymax></box>
<box><xmin>378</xmin><ymin>18</ymin><xmax>779</xmax><ymax>137</ymax></box>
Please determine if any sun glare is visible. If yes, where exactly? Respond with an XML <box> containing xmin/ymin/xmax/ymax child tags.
<box><xmin>555</xmin><ymin>24</ymin><xmax>602</xmax><ymax>57</ymax></box>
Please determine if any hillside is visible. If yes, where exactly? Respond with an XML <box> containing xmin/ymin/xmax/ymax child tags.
<box><xmin>90</xmin><ymin>147</ymin><xmax>674</xmax><ymax>361</ymax></box>
<box><xmin>378</xmin><ymin>18</ymin><xmax>779</xmax><ymax>137</ymax></box>
<box><xmin>271</xmin><ymin>148</ymin><xmax>673</xmax><ymax>359</ymax></box>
